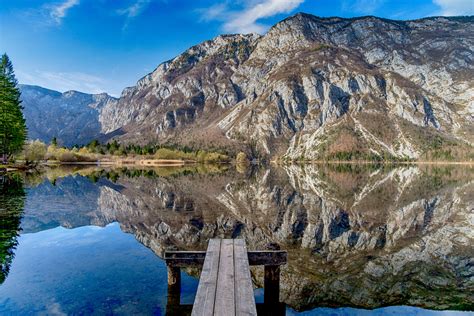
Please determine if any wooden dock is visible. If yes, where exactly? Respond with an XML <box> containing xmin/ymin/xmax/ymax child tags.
<box><xmin>165</xmin><ymin>238</ymin><xmax>287</xmax><ymax>315</ymax></box>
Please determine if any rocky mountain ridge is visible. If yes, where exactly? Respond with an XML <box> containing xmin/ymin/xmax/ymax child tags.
<box><xmin>98</xmin><ymin>14</ymin><xmax>473</xmax><ymax>160</ymax></box>
<box><xmin>20</xmin><ymin>14</ymin><xmax>474</xmax><ymax>159</ymax></box>
<box><xmin>20</xmin><ymin>85</ymin><xmax>117</xmax><ymax>146</ymax></box>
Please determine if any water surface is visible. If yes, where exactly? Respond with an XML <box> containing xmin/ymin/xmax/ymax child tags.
<box><xmin>0</xmin><ymin>164</ymin><xmax>473</xmax><ymax>315</ymax></box>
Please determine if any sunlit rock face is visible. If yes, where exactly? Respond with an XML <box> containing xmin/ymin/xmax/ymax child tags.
<box><xmin>21</xmin><ymin>15</ymin><xmax>473</xmax><ymax>157</ymax></box>
<box><xmin>21</xmin><ymin>165</ymin><xmax>473</xmax><ymax>311</ymax></box>
<box><xmin>98</xmin><ymin>14</ymin><xmax>473</xmax><ymax>159</ymax></box>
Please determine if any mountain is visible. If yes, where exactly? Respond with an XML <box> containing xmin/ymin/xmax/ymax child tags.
<box><xmin>98</xmin><ymin>14</ymin><xmax>473</xmax><ymax>160</ymax></box>
<box><xmin>21</xmin><ymin>14</ymin><xmax>474</xmax><ymax>159</ymax></box>
<box><xmin>20</xmin><ymin>85</ymin><xmax>116</xmax><ymax>147</ymax></box>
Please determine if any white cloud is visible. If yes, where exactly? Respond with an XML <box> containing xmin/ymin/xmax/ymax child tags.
<box><xmin>118</xmin><ymin>0</ymin><xmax>152</xmax><ymax>18</ymax></box>
<box><xmin>50</xmin><ymin>0</ymin><xmax>80</xmax><ymax>24</ymax></box>
<box><xmin>433</xmin><ymin>0</ymin><xmax>474</xmax><ymax>15</ymax></box>
<box><xmin>17</xmin><ymin>70</ymin><xmax>113</xmax><ymax>95</ymax></box>
<box><xmin>341</xmin><ymin>0</ymin><xmax>386</xmax><ymax>15</ymax></box>
<box><xmin>201</xmin><ymin>0</ymin><xmax>305</xmax><ymax>34</ymax></box>
<box><xmin>199</xmin><ymin>3</ymin><xmax>228</xmax><ymax>22</ymax></box>
<box><xmin>118</xmin><ymin>0</ymin><xmax>152</xmax><ymax>29</ymax></box>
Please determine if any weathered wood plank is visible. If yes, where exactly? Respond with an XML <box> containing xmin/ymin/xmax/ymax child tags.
<box><xmin>234</xmin><ymin>239</ymin><xmax>257</xmax><ymax>316</ymax></box>
<box><xmin>214</xmin><ymin>239</ymin><xmax>235</xmax><ymax>316</ymax></box>
<box><xmin>165</xmin><ymin>251</ymin><xmax>206</xmax><ymax>259</ymax></box>
<box><xmin>191</xmin><ymin>239</ymin><xmax>221</xmax><ymax>316</ymax></box>
<box><xmin>164</xmin><ymin>250</ymin><xmax>287</xmax><ymax>267</ymax></box>
<box><xmin>164</xmin><ymin>258</ymin><xmax>206</xmax><ymax>267</ymax></box>
<box><xmin>248</xmin><ymin>251</ymin><xmax>287</xmax><ymax>266</ymax></box>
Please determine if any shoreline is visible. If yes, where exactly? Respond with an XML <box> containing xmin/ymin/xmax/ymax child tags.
<box><xmin>2</xmin><ymin>159</ymin><xmax>473</xmax><ymax>172</ymax></box>
<box><xmin>49</xmin><ymin>159</ymin><xmax>195</xmax><ymax>167</ymax></box>
<box><xmin>273</xmin><ymin>160</ymin><xmax>474</xmax><ymax>166</ymax></box>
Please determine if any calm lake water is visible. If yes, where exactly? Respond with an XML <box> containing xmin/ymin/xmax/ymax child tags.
<box><xmin>0</xmin><ymin>164</ymin><xmax>473</xmax><ymax>315</ymax></box>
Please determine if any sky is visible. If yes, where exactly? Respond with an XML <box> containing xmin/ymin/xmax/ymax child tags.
<box><xmin>0</xmin><ymin>0</ymin><xmax>473</xmax><ymax>96</ymax></box>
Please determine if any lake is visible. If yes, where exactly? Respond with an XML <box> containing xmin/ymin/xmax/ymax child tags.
<box><xmin>0</xmin><ymin>164</ymin><xmax>473</xmax><ymax>315</ymax></box>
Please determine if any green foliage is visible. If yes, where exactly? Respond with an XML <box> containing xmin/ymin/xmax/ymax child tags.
<box><xmin>86</xmin><ymin>139</ymin><xmax>100</xmax><ymax>152</ymax></box>
<box><xmin>155</xmin><ymin>147</ymin><xmax>230</xmax><ymax>162</ymax></box>
<box><xmin>46</xmin><ymin>144</ymin><xmax>96</xmax><ymax>163</ymax></box>
<box><xmin>0</xmin><ymin>54</ymin><xmax>27</xmax><ymax>163</ymax></box>
<box><xmin>327</xmin><ymin>151</ymin><xmax>384</xmax><ymax>162</ymax></box>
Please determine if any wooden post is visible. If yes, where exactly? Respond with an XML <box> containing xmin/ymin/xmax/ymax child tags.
<box><xmin>264</xmin><ymin>265</ymin><xmax>280</xmax><ymax>303</ymax></box>
<box><xmin>167</xmin><ymin>265</ymin><xmax>181</xmax><ymax>311</ymax></box>
<box><xmin>264</xmin><ymin>242</ymin><xmax>281</xmax><ymax>305</ymax></box>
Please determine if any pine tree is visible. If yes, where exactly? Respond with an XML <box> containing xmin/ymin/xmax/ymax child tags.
<box><xmin>0</xmin><ymin>54</ymin><xmax>27</xmax><ymax>164</ymax></box>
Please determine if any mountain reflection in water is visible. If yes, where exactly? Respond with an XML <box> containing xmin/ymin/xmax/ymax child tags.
<box><xmin>0</xmin><ymin>164</ymin><xmax>472</xmax><ymax>315</ymax></box>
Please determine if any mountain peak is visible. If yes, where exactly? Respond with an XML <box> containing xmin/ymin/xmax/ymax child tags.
<box><xmin>19</xmin><ymin>14</ymin><xmax>474</xmax><ymax>160</ymax></box>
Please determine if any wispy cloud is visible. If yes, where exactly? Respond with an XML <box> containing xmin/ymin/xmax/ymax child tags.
<box><xmin>433</xmin><ymin>0</ymin><xmax>474</xmax><ymax>15</ymax></box>
<box><xmin>200</xmin><ymin>0</ymin><xmax>305</xmax><ymax>34</ymax></box>
<box><xmin>118</xmin><ymin>0</ymin><xmax>152</xmax><ymax>29</ymax></box>
<box><xmin>341</xmin><ymin>0</ymin><xmax>386</xmax><ymax>15</ymax></box>
<box><xmin>199</xmin><ymin>3</ymin><xmax>228</xmax><ymax>22</ymax></box>
<box><xmin>50</xmin><ymin>0</ymin><xmax>80</xmax><ymax>24</ymax></box>
<box><xmin>17</xmin><ymin>70</ymin><xmax>112</xmax><ymax>95</ymax></box>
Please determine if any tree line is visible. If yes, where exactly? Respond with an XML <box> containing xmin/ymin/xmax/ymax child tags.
<box><xmin>0</xmin><ymin>54</ymin><xmax>27</xmax><ymax>165</ymax></box>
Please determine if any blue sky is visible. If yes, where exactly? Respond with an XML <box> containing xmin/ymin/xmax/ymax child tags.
<box><xmin>0</xmin><ymin>0</ymin><xmax>473</xmax><ymax>96</ymax></box>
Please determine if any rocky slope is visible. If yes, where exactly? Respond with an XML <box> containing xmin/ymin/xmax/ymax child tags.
<box><xmin>98</xmin><ymin>14</ymin><xmax>473</xmax><ymax>160</ymax></box>
<box><xmin>21</xmin><ymin>15</ymin><xmax>473</xmax><ymax>159</ymax></box>
<box><xmin>20</xmin><ymin>85</ymin><xmax>116</xmax><ymax>146</ymax></box>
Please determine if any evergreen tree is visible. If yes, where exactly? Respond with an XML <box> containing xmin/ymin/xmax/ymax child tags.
<box><xmin>0</xmin><ymin>54</ymin><xmax>27</xmax><ymax>164</ymax></box>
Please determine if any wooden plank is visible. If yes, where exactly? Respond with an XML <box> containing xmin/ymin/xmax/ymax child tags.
<box><xmin>165</xmin><ymin>251</ymin><xmax>206</xmax><ymax>259</ymax></box>
<box><xmin>234</xmin><ymin>239</ymin><xmax>257</xmax><ymax>316</ymax></box>
<box><xmin>248</xmin><ymin>251</ymin><xmax>287</xmax><ymax>266</ymax></box>
<box><xmin>191</xmin><ymin>239</ymin><xmax>221</xmax><ymax>316</ymax></box>
<box><xmin>164</xmin><ymin>250</ymin><xmax>287</xmax><ymax>267</ymax></box>
<box><xmin>164</xmin><ymin>258</ymin><xmax>206</xmax><ymax>268</ymax></box>
<box><xmin>214</xmin><ymin>239</ymin><xmax>235</xmax><ymax>316</ymax></box>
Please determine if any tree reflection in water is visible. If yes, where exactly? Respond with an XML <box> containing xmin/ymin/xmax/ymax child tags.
<box><xmin>0</xmin><ymin>173</ymin><xmax>25</xmax><ymax>284</ymax></box>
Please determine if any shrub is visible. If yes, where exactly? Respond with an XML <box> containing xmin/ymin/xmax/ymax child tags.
<box><xmin>57</xmin><ymin>152</ymin><xmax>77</xmax><ymax>162</ymax></box>
<box><xmin>203</xmin><ymin>152</ymin><xmax>229</xmax><ymax>163</ymax></box>
<box><xmin>236</xmin><ymin>152</ymin><xmax>248</xmax><ymax>164</ymax></box>
<box><xmin>23</xmin><ymin>140</ymin><xmax>47</xmax><ymax>166</ymax></box>
<box><xmin>155</xmin><ymin>148</ymin><xmax>192</xmax><ymax>160</ymax></box>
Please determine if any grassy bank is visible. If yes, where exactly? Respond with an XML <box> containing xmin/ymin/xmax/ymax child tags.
<box><xmin>8</xmin><ymin>140</ymin><xmax>234</xmax><ymax>167</ymax></box>
<box><xmin>7</xmin><ymin>139</ymin><xmax>473</xmax><ymax>169</ymax></box>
